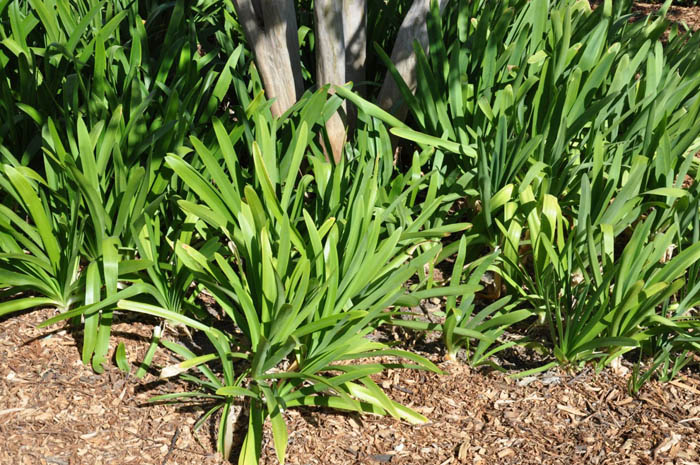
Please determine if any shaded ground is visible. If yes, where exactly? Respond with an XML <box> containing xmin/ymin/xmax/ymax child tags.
<box><xmin>1</xmin><ymin>308</ymin><xmax>699</xmax><ymax>465</ymax></box>
<box><xmin>0</xmin><ymin>308</ymin><xmax>225</xmax><ymax>465</ymax></box>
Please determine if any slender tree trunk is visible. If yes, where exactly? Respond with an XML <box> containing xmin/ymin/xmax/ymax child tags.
<box><xmin>344</xmin><ymin>0</ymin><xmax>366</xmax><ymax>93</ymax></box>
<box><xmin>232</xmin><ymin>0</ymin><xmax>448</xmax><ymax>162</ymax></box>
<box><xmin>315</xmin><ymin>0</ymin><xmax>347</xmax><ymax>163</ymax></box>
<box><xmin>377</xmin><ymin>0</ymin><xmax>450</xmax><ymax>122</ymax></box>
<box><xmin>232</xmin><ymin>0</ymin><xmax>304</xmax><ymax>117</ymax></box>
<box><xmin>343</xmin><ymin>0</ymin><xmax>366</xmax><ymax>133</ymax></box>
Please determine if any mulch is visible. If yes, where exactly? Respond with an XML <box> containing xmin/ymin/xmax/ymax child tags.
<box><xmin>2</xmin><ymin>3</ymin><xmax>700</xmax><ymax>465</ymax></box>
<box><xmin>259</xmin><ymin>360</ymin><xmax>700</xmax><ymax>465</ymax></box>
<box><xmin>1</xmin><ymin>307</ymin><xmax>699</xmax><ymax>465</ymax></box>
<box><xmin>0</xmin><ymin>308</ymin><xmax>225</xmax><ymax>465</ymax></box>
<box><xmin>634</xmin><ymin>2</ymin><xmax>700</xmax><ymax>30</ymax></box>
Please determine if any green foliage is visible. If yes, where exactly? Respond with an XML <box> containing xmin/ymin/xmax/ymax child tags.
<box><xmin>363</xmin><ymin>0</ymin><xmax>700</xmax><ymax>376</ymax></box>
<box><xmin>0</xmin><ymin>0</ymin><xmax>252</xmax><ymax>370</ymax></box>
<box><xmin>0</xmin><ymin>163</ymin><xmax>83</xmax><ymax>314</ymax></box>
<box><xmin>159</xmin><ymin>114</ymin><xmax>446</xmax><ymax>461</ymax></box>
<box><xmin>116</xmin><ymin>90</ymin><xmax>479</xmax><ymax>462</ymax></box>
<box><xmin>2</xmin><ymin>1</ymin><xmax>700</xmax><ymax>464</ymax></box>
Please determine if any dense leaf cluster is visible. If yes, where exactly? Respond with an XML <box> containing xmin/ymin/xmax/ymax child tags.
<box><xmin>1</xmin><ymin>0</ymin><xmax>699</xmax><ymax>464</ymax></box>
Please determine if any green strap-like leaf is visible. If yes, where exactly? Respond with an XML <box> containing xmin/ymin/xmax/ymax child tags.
<box><xmin>4</xmin><ymin>166</ymin><xmax>61</xmax><ymax>272</ymax></box>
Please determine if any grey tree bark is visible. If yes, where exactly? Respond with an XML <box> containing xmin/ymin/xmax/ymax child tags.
<box><xmin>344</xmin><ymin>0</ymin><xmax>366</xmax><ymax>94</ymax></box>
<box><xmin>377</xmin><ymin>0</ymin><xmax>450</xmax><ymax>122</ymax></box>
<box><xmin>232</xmin><ymin>0</ymin><xmax>450</xmax><ymax>162</ymax></box>
<box><xmin>315</xmin><ymin>0</ymin><xmax>346</xmax><ymax>163</ymax></box>
<box><xmin>232</xmin><ymin>0</ymin><xmax>304</xmax><ymax>117</ymax></box>
<box><xmin>343</xmin><ymin>0</ymin><xmax>366</xmax><ymax>136</ymax></box>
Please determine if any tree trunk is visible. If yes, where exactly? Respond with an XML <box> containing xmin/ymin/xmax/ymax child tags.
<box><xmin>232</xmin><ymin>0</ymin><xmax>445</xmax><ymax>161</ymax></box>
<box><xmin>343</xmin><ymin>0</ymin><xmax>366</xmax><ymax>133</ymax></box>
<box><xmin>232</xmin><ymin>0</ymin><xmax>304</xmax><ymax>118</ymax></box>
<box><xmin>315</xmin><ymin>0</ymin><xmax>347</xmax><ymax>163</ymax></box>
<box><xmin>344</xmin><ymin>0</ymin><xmax>366</xmax><ymax>93</ymax></box>
<box><xmin>377</xmin><ymin>0</ymin><xmax>449</xmax><ymax>122</ymax></box>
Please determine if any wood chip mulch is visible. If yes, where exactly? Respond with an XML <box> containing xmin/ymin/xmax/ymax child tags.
<box><xmin>634</xmin><ymin>2</ymin><xmax>700</xmax><ymax>31</ymax></box>
<box><xmin>259</xmin><ymin>360</ymin><xmax>700</xmax><ymax>465</ymax></box>
<box><xmin>3</xmin><ymin>7</ymin><xmax>700</xmax><ymax>463</ymax></box>
<box><xmin>0</xmin><ymin>308</ymin><xmax>225</xmax><ymax>465</ymax></box>
<box><xmin>1</xmin><ymin>308</ymin><xmax>699</xmax><ymax>465</ymax></box>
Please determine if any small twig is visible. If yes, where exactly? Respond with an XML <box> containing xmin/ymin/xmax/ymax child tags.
<box><xmin>669</xmin><ymin>379</ymin><xmax>700</xmax><ymax>395</ymax></box>
<box><xmin>568</xmin><ymin>367</ymin><xmax>590</xmax><ymax>385</ymax></box>
<box><xmin>124</xmin><ymin>428</ymin><xmax>211</xmax><ymax>457</ymax></box>
<box><xmin>44</xmin><ymin>457</ymin><xmax>68</xmax><ymax>465</ymax></box>
<box><xmin>161</xmin><ymin>426</ymin><xmax>181</xmax><ymax>465</ymax></box>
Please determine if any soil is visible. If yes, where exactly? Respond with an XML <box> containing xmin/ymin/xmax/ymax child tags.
<box><xmin>2</xmin><ymin>308</ymin><xmax>700</xmax><ymax>465</ymax></box>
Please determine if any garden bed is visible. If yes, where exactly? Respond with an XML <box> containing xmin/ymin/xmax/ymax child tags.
<box><xmin>3</xmin><ymin>1</ymin><xmax>700</xmax><ymax>464</ymax></box>
<box><xmin>2</xmin><ymin>309</ymin><xmax>699</xmax><ymax>465</ymax></box>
